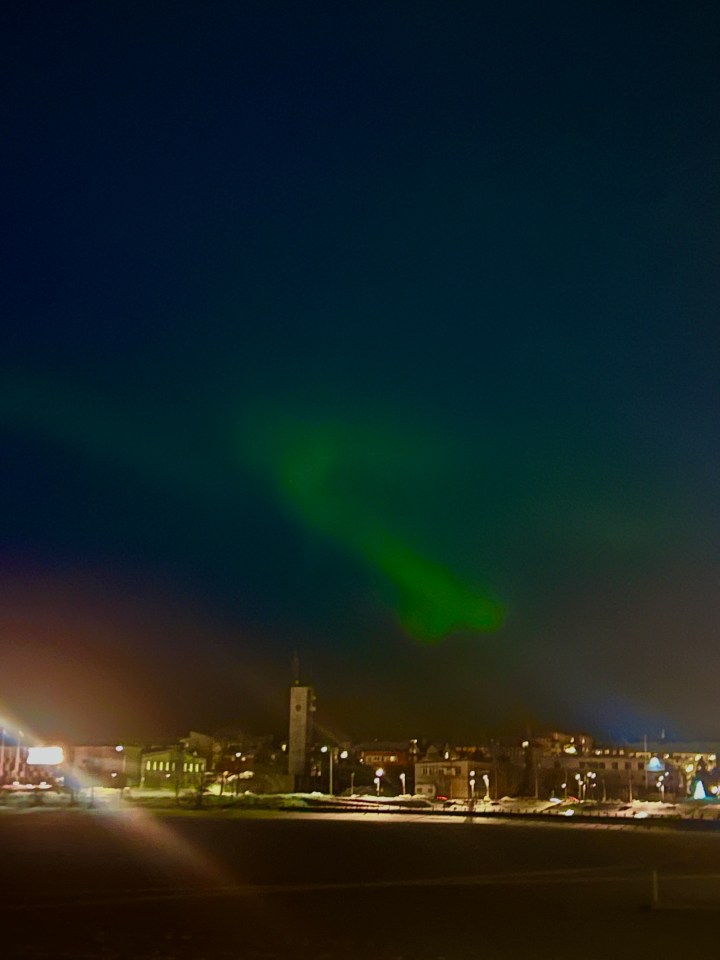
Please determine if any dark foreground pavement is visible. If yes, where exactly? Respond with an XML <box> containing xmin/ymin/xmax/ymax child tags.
<box><xmin>3</xmin><ymin>809</ymin><xmax>720</xmax><ymax>959</ymax></box>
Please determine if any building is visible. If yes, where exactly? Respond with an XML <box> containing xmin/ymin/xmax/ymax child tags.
<box><xmin>356</xmin><ymin>742</ymin><xmax>410</xmax><ymax>768</ymax></box>
<box><xmin>415</xmin><ymin>754</ymin><xmax>487</xmax><ymax>800</ymax></box>
<box><xmin>288</xmin><ymin>684</ymin><xmax>315</xmax><ymax>789</ymax></box>
<box><xmin>70</xmin><ymin>744</ymin><xmax>142</xmax><ymax>787</ymax></box>
<box><xmin>535</xmin><ymin>741</ymin><xmax>720</xmax><ymax>801</ymax></box>
<box><xmin>0</xmin><ymin>731</ymin><xmax>28</xmax><ymax>784</ymax></box>
<box><xmin>140</xmin><ymin>747</ymin><xmax>206</xmax><ymax>790</ymax></box>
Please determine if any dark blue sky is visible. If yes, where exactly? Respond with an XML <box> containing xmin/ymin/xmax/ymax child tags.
<box><xmin>2</xmin><ymin>2</ymin><xmax>720</xmax><ymax>742</ymax></box>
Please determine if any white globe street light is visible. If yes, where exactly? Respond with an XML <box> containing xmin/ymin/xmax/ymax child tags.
<box><xmin>375</xmin><ymin>768</ymin><xmax>384</xmax><ymax>796</ymax></box>
<box><xmin>482</xmin><ymin>772</ymin><xmax>490</xmax><ymax>801</ymax></box>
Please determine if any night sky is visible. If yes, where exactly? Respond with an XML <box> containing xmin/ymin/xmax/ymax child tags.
<box><xmin>3</xmin><ymin>2</ymin><xmax>720</xmax><ymax>744</ymax></box>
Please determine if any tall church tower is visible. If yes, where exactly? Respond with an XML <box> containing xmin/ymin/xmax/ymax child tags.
<box><xmin>288</xmin><ymin>656</ymin><xmax>315</xmax><ymax>790</ymax></box>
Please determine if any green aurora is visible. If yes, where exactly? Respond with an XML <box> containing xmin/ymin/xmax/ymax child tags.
<box><xmin>241</xmin><ymin>414</ymin><xmax>505</xmax><ymax>643</ymax></box>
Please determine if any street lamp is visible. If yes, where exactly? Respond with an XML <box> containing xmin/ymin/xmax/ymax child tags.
<box><xmin>469</xmin><ymin>769</ymin><xmax>476</xmax><ymax>802</ymax></box>
<box><xmin>482</xmin><ymin>772</ymin><xmax>490</xmax><ymax>802</ymax></box>
<box><xmin>320</xmin><ymin>745</ymin><xmax>334</xmax><ymax>795</ymax></box>
<box><xmin>574</xmin><ymin>773</ymin><xmax>585</xmax><ymax>801</ymax></box>
<box><xmin>399</xmin><ymin>772</ymin><xmax>406</xmax><ymax>795</ymax></box>
<box><xmin>587</xmin><ymin>771</ymin><xmax>597</xmax><ymax>799</ymax></box>
<box><xmin>375</xmin><ymin>767</ymin><xmax>384</xmax><ymax>796</ymax></box>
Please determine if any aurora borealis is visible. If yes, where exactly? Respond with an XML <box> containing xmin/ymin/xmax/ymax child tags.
<box><xmin>3</xmin><ymin>3</ymin><xmax>720</xmax><ymax>742</ymax></box>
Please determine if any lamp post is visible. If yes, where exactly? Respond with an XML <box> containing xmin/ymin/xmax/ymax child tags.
<box><xmin>320</xmin><ymin>746</ymin><xmax>334</xmax><ymax>795</ymax></box>
<box><xmin>375</xmin><ymin>767</ymin><xmax>384</xmax><ymax>796</ymax></box>
<box><xmin>13</xmin><ymin>730</ymin><xmax>23</xmax><ymax>781</ymax></box>
<box><xmin>482</xmin><ymin>772</ymin><xmax>490</xmax><ymax>802</ymax></box>
<box><xmin>400</xmin><ymin>772</ymin><xmax>406</xmax><ymax>795</ymax></box>
<box><xmin>469</xmin><ymin>770</ymin><xmax>476</xmax><ymax>802</ymax></box>
<box><xmin>587</xmin><ymin>771</ymin><xmax>597</xmax><ymax>800</ymax></box>
<box><xmin>574</xmin><ymin>773</ymin><xmax>584</xmax><ymax>801</ymax></box>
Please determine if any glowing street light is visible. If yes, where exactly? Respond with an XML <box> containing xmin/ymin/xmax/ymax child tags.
<box><xmin>482</xmin><ymin>772</ymin><xmax>490</xmax><ymax>801</ymax></box>
<box><xmin>320</xmin><ymin>745</ymin><xmax>334</xmax><ymax>794</ymax></box>
<box><xmin>375</xmin><ymin>767</ymin><xmax>384</xmax><ymax>796</ymax></box>
<box><xmin>399</xmin><ymin>772</ymin><xmax>407</xmax><ymax>795</ymax></box>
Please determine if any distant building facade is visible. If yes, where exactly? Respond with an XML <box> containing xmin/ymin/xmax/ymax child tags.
<box><xmin>140</xmin><ymin>748</ymin><xmax>206</xmax><ymax>790</ymax></box>
<box><xmin>415</xmin><ymin>755</ymin><xmax>486</xmax><ymax>800</ymax></box>
<box><xmin>70</xmin><ymin>744</ymin><xmax>142</xmax><ymax>787</ymax></box>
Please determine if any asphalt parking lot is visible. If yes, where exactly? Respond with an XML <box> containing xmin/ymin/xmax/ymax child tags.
<box><xmin>3</xmin><ymin>809</ymin><xmax>720</xmax><ymax>959</ymax></box>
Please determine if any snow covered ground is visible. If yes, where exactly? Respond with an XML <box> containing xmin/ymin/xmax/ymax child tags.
<box><xmin>5</xmin><ymin>785</ymin><xmax>720</xmax><ymax>821</ymax></box>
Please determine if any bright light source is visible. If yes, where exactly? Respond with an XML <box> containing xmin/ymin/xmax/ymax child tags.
<box><xmin>340</xmin><ymin>750</ymin><xmax>349</xmax><ymax>760</ymax></box>
<box><xmin>320</xmin><ymin>745</ymin><xmax>328</xmax><ymax>754</ymax></box>
<box><xmin>115</xmin><ymin>745</ymin><xmax>124</xmax><ymax>752</ymax></box>
<box><xmin>375</xmin><ymin>767</ymin><xmax>384</xmax><ymax>777</ymax></box>
<box><xmin>26</xmin><ymin>746</ymin><xmax>64</xmax><ymax>766</ymax></box>
<box><xmin>521</xmin><ymin>741</ymin><xmax>529</xmax><ymax>749</ymax></box>
<box><xmin>564</xmin><ymin>809</ymin><xmax>575</xmax><ymax>817</ymax></box>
